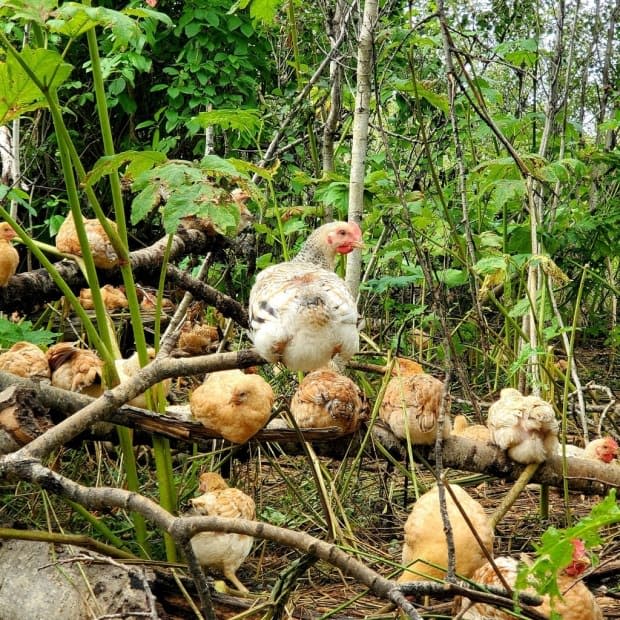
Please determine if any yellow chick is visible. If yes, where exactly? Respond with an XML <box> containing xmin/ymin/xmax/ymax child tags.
<box><xmin>190</xmin><ymin>369</ymin><xmax>274</xmax><ymax>443</ymax></box>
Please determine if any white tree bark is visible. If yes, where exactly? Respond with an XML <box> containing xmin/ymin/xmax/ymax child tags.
<box><xmin>346</xmin><ymin>0</ymin><xmax>377</xmax><ymax>298</ymax></box>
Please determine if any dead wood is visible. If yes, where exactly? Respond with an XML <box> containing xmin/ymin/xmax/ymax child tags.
<box><xmin>0</xmin><ymin>225</ymin><xmax>248</xmax><ymax>325</ymax></box>
<box><xmin>0</xmin><ymin>385</ymin><xmax>53</xmax><ymax>454</ymax></box>
<box><xmin>0</xmin><ymin>370</ymin><xmax>618</xmax><ymax>495</ymax></box>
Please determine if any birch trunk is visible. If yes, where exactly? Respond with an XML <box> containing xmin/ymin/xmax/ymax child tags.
<box><xmin>346</xmin><ymin>0</ymin><xmax>377</xmax><ymax>298</ymax></box>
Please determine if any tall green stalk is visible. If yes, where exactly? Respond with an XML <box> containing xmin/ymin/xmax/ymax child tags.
<box><xmin>85</xmin><ymin>23</ymin><xmax>177</xmax><ymax>559</ymax></box>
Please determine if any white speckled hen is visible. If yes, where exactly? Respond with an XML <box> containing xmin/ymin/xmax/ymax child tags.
<box><xmin>248</xmin><ymin>221</ymin><xmax>362</xmax><ymax>372</ymax></box>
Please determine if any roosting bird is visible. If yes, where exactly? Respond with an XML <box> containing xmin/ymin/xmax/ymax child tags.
<box><xmin>114</xmin><ymin>349</ymin><xmax>170</xmax><ymax>409</ymax></box>
<box><xmin>248</xmin><ymin>221</ymin><xmax>362</xmax><ymax>372</ymax></box>
<box><xmin>379</xmin><ymin>360</ymin><xmax>451</xmax><ymax>444</ymax></box>
<box><xmin>189</xmin><ymin>472</ymin><xmax>256</xmax><ymax>593</ymax></box>
<box><xmin>452</xmin><ymin>414</ymin><xmax>491</xmax><ymax>443</ymax></box>
<box><xmin>0</xmin><ymin>342</ymin><xmax>50</xmax><ymax>381</ymax></box>
<box><xmin>558</xmin><ymin>436</ymin><xmax>619</xmax><ymax>464</ymax></box>
<box><xmin>79</xmin><ymin>285</ymin><xmax>128</xmax><ymax>311</ymax></box>
<box><xmin>46</xmin><ymin>342</ymin><xmax>105</xmax><ymax>397</ymax></box>
<box><xmin>55</xmin><ymin>212</ymin><xmax>119</xmax><ymax>269</ymax></box>
<box><xmin>290</xmin><ymin>367</ymin><xmax>366</xmax><ymax>433</ymax></box>
<box><xmin>457</xmin><ymin>539</ymin><xmax>603</xmax><ymax>620</ymax></box>
<box><xmin>488</xmin><ymin>388</ymin><xmax>559</xmax><ymax>464</ymax></box>
<box><xmin>190</xmin><ymin>369</ymin><xmax>274</xmax><ymax>443</ymax></box>
<box><xmin>0</xmin><ymin>222</ymin><xmax>19</xmax><ymax>286</ymax></box>
<box><xmin>399</xmin><ymin>483</ymin><xmax>494</xmax><ymax>584</ymax></box>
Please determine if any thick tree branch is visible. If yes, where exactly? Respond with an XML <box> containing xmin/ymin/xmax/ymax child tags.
<box><xmin>0</xmin><ymin>226</ymin><xmax>246</xmax><ymax>323</ymax></box>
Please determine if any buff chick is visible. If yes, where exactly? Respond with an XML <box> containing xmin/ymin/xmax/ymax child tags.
<box><xmin>55</xmin><ymin>212</ymin><xmax>119</xmax><ymax>269</ymax></box>
<box><xmin>379</xmin><ymin>362</ymin><xmax>451</xmax><ymax>443</ymax></box>
<box><xmin>0</xmin><ymin>342</ymin><xmax>50</xmax><ymax>381</ymax></box>
<box><xmin>457</xmin><ymin>540</ymin><xmax>602</xmax><ymax>620</ymax></box>
<box><xmin>79</xmin><ymin>285</ymin><xmax>128</xmax><ymax>311</ymax></box>
<box><xmin>190</xmin><ymin>369</ymin><xmax>274</xmax><ymax>443</ymax></box>
<box><xmin>114</xmin><ymin>349</ymin><xmax>171</xmax><ymax>409</ymax></box>
<box><xmin>290</xmin><ymin>368</ymin><xmax>366</xmax><ymax>433</ymax></box>
<box><xmin>0</xmin><ymin>222</ymin><xmax>19</xmax><ymax>286</ymax></box>
<box><xmin>488</xmin><ymin>388</ymin><xmax>559</xmax><ymax>464</ymax></box>
<box><xmin>189</xmin><ymin>472</ymin><xmax>256</xmax><ymax>592</ymax></box>
<box><xmin>452</xmin><ymin>414</ymin><xmax>491</xmax><ymax>442</ymax></box>
<box><xmin>46</xmin><ymin>342</ymin><xmax>105</xmax><ymax>398</ymax></box>
<box><xmin>399</xmin><ymin>483</ymin><xmax>494</xmax><ymax>584</ymax></box>
<box><xmin>176</xmin><ymin>323</ymin><xmax>220</xmax><ymax>356</ymax></box>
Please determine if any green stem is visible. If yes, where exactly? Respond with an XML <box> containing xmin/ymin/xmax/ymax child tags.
<box><xmin>66</xmin><ymin>499</ymin><xmax>131</xmax><ymax>552</ymax></box>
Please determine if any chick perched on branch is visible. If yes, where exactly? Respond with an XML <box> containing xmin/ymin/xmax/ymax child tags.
<box><xmin>399</xmin><ymin>484</ymin><xmax>493</xmax><ymax>584</ymax></box>
<box><xmin>114</xmin><ymin>349</ymin><xmax>170</xmax><ymax>409</ymax></box>
<box><xmin>488</xmin><ymin>388</ymin><xmax>559</xmax><ymax>464</ymax></box>
<box><xmin>457</xmin><ymin>540</ymin><xmax>602</xmax><ymax>620</ymax></box>
<box><xmin>79</xmin><ymin>285</ymin><xmax>128</xmax><ymax>311</ymax></box>
<box><xmin>290</xmin><ymin>368</ymin><xmax>366</xmax><ymax>433</ymax></box>
<box><xmin>379</xmin><ymin>360</ymin><xmax>451</xmax><ymax>444</ymax></box>
<box><xmin>558</xmin><ymin>436</ymin><xmax>619</xmax><ymax>463</ymax></box>
<box><xmin>190</xmin><ymin>369</ymin><xmax>274</xmax><ymax>443</ymax></box>
<box><xmin>189</xmin><ymin>472</ymin><xmax>256</xmax><ymax>593</ymax></box>
<box><xmin>0</xmin><ymin>222</ymin><xmax>19</xmax><ymax>286</ymax></box>
<box><xmin>452</xmin><ymin>414</ymin><xmax>491</xmax><ymax>442</ymax></box>
<box><xmin>46</xmin><ymin>342</ymin><xmax>105</xmax><ymax>398</ymax></box>
<box><xmin>0</xmin><ymin>342</ymin><xmax>50</xmax><ymax>381</ymax></box>
<box><xmin>55</xmin><ymin>212</ymin><xmax>119</xmax><ymax>269</ymax></box>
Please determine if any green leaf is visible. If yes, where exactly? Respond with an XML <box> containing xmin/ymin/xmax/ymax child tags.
<box><xmin>0</xmin><ymin>48</ymin><xmax>72</xmax><ymax>122</ymax></box>
<box><xmin>200</xmin><ymin>154</ymin><xmax>244</xmax><ymax>177</ymax></box>
<box><xmin>473</xmin><ymin>255</ymin><xmax>507</xmax><ymax>275</ymax></box>
<box><xmin>0</xmin><ymin>318</ymin><xmax>58</xmax><ymax>348</ymax></box>
<box><xmin>123</xmin><ymin>7</ymin><xmax>174</xmax><ymax>28</ymax></box>
<box><xmin>193</xmin><ymin>108</ymin><xmax>262</xmax><ymax>140</ymax></box>
<box><xmin>49</xmin><ymin>4</ymin><xmax>142</xmax><ymax>47</ymax></box>
<box><xmin>84</xmin><ymin>151</ymin><xmax>166</xmax><ymax>188</ymax></box>
<box><xmin>435</xmin><ymin>269</ymin><xmax>467</xmax><ymax>287</ymax></box>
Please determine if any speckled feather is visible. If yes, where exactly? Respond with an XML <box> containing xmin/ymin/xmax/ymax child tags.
<box><xmin>290</xmin><ymin>368</ymin><xmax>365</xmax><ymax>432</ymax></box>
<box><xmin>248</xmin><ymin>222</ymin><xmax>361</xmax><ymax>372</ymax></box>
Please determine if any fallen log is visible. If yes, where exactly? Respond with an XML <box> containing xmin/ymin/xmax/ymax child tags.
<box><xmin>0</xmin><ymin>225</ymin><xmax>248</xmax><ymax>326</ymax></box>
<box><xmin>0</xmin><ymin>371</ymin><xmax>618</xmax><ymax>495</ymax></box>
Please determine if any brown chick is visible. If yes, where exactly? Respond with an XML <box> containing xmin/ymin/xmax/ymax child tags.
<box><xmin>457</xmin><ymin>540</ymin><xmax>602</xmax><ymax>620</ymax></box>
<box><xmin>399</xmin><ymin>483</ymin><xmax>494</xmax><ymax>584</ymax></box>
<box><xmin>55</xmin><ymin>212</ymin><xmax>119</xmax><ymax>269</ymax></box>
<box><xmin>0</xmin><ymin>342</ymin><xmax>50</xmax><ymax>381</ymax></box>
<box><xmin>190</xmin><ymin>369</ymin><xmax>274</xmax><ymax>443</ymax></box>
<box><xmin>79</xmin><ymin>285</ymin><xmax>128</xmax><ymax>311</ymax></box>
<box><xmin>176</xmin><ymin>323</ymin><xmax>220</xmax><ymax>356</ymax></box>
<box><xmin>452</xmin><ymin>414</ymin><xmax>491</xmax><ymax>442</ymax></box>
<box><xmin>488</xmin><ymin>388</ymin><xmax>559</xmax><ymax>464</ymax></box>
<box><xmin>114</xmin><ymin>349</ymin><xmax>171</xmax><ymax>409</ymax></box>
<box><xmin>290</xmin><ymin>368</ymin><xmax>366</xmax><ymax>433</ymax></box>
<box><xmin>0</xmin><ymin>222</ymin><xmax>19</xmax><ymax>286</ymax></box>
<box><xmin>189</xmin><ymin>472</ymin><xmax>256</xmax><ymax>592</ymax></box>
<box><xmin>46</xmin><ymin>342</ymin><xmax>105</xmax><ymax>398</ymax></box>
<box><xmin>379</xmin><ymin>364</ymin><xmax>451</xmax><ymax>443</ymax></box>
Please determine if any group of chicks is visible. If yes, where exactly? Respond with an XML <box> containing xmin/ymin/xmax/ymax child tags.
<box><xmin>398</xmin><ymin>483</ymin><xmax>603</xmax><ymax>619</ymax></box>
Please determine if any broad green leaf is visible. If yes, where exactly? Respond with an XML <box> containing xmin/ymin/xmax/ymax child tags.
<box><xmin>84</xmin><ymin>151</ymin><xmax>167</xmax><ymax>188</ymax></box>
<box><xmin>392</xmin><ymin>78</ymin><xmax>449</xmax><ymax>114</ymax></box>
<box><xmin>163</xmin><ymin>188</ymin><xmax>240</xmax><ymax>236</ymax></box>
<box><xmin>124</xmin><ymin>7</ymin><xmax>173</xmax><ymax>28</ymax></box>
<box><xmin>131</xmin><ymin>183</ymin><xmax>161</xmax><ymax>225</ymax></box>
<box><xmin>0</xmin><ymin>318</ymin><xmax>57</xmax><ymax>348</ymax></box>
<box><xmin>228</xmin><ymin>157</ymin><xmax>278</xmax><ymax>181</ymax></box>
<box><xmin>473</xmin><ymin>255</ymin><xmax>507</xmax><ymax>275</ymax></box>
<box><xmin>49</xmin><ymin>3</ymin><xmax>141</xmax><ymax>47</ymax></box>
<box><xmin>435</xmin><ymin>269</ymin><xmax>467</xmax><ymax>287</ymax></box>
<box><xmin>0</xmin><ymin>0</ymin><xmax>56</xmax><ymax>24</ymax></box>
<box><xmin>200</xmin><ymin>154</ymin><xmax>244</xmax><ymax>177</ymax></box>
<box><xmin>193</xmin><ymin>108</ymin><xmax>262</xmax><ymax>140</ymax></box>
<box><xmin>0</xmin><ymin>48</ymin><xmax>72</xmax><ymax>123</ymax></box>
